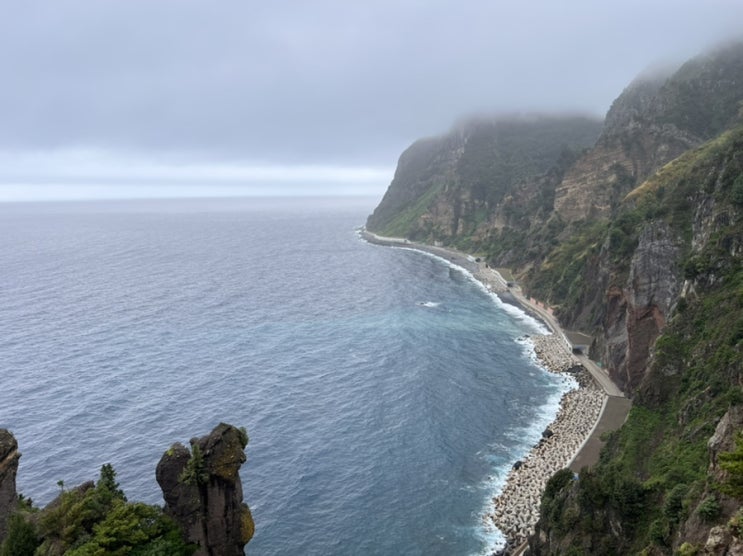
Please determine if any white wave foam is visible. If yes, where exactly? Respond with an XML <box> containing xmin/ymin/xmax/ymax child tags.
<box><xmin>476</xmin><ymin>352</ymin><xmax>578</xmax><ymax>553</ymax></box>
<box><xmin>515</xmin><ymin>335</ymin><xmax>543</xmax><ymax>369</ymax></box>
<box><xmin>475</xmin><ymin>469</ymin><xmax>509</xmax><ymax>555</ymax></box>
<box><xmin>396</xmin><ymin>246</ymin><xmax>464</xmax><ymax>271</ymax></box>
<box><xmin>488</xmin><ymin>292</ymin><xmax>550</xmax><ymax>334</ymax></box>
<box><xmin>473</xmin><ymin>511</ymin><xmax>508</xmax><ymax>555</ymax></box>
<box><xmin>399</xmin><ymin>247</ymin><xmax>549</xmax><ymax>334</ymax></box>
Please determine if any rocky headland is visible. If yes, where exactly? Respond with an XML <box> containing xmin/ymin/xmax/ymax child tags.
<box><xmin>0</xmin><ymin>430</ymin><xmax>20</xmax><ymax>543</ymax></box>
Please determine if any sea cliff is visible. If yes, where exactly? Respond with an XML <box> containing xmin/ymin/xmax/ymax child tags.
<box><xmin>367</xmin><ymin>41</ymin><xmax>743</xmax><ymax>554</ymax></box>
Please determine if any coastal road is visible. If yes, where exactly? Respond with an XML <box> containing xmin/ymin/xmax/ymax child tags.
<box><xmin>569</xmin><ymin>395</ymin><xmax>632</xmax><ymax>471</ymax></box>
<box><xmin>502</xmin><ymin>281</ymin><xmax>632</xmax><ymax>471</ymax></box>
<box><xmin>361</xmin><ymin>233</ymin><xmax>632</xmax><ymax>420</ymax></box>
<box><xmin>506</xmin><ymin>285</ymin><xmax>626</xmax><ymax>398</ymax></box>
<box><xmin>575</xmin><ymin>355</ymin><xmax>624</xmax><ymax>397</ymax></box>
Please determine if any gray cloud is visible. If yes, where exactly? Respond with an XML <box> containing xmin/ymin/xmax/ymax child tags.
<box><xmin>1</xmin><ymin>0</ymin><xmax>742</xmax><ymax>174</ymax></box>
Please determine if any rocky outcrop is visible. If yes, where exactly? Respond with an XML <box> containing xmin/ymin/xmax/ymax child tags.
<box><xmin>602</xmin><ymin>222</ymin><xmax>682</xmax><ymax>392</ymax></box>
<box><xmin>671</xmin><ymin>408</ymin><xmax>743</xmax><ymax>551</ymax></box>
<box><xmin>701</xmin><ymin>525</ymin><xmax>743</xmax><ymax>555</ymax></box>
<box><xmin>157</xmin><ymin>423</ymin><xmax>254</xmax><ymax>556</ymax></box>
<box><xmin>366</xmin><ymin>116</ymin><xmax>601</xmax><ymax>240</ymax></box>
<box><xmin>555</xmin><ymin>42</ymin><xmax>743</xmax><ymax>225</ymax></box>
<box><xmin>0</xmin><ymin>430</ymin><xmax>20</xmax><ymax>544</ymax></box>
<box><xmin>708</xmin><ymin>407</ymin><xmax>743</xmax><ymax>483</ymax></box>
<box><xmin>554</xmin><ymin>127</ymin><xmax>696</xmax><ymax>221</ymax></box>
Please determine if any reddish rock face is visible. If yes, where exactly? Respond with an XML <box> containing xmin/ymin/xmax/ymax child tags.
<box><xmin>156</xmin><ymin>423</ymin><xmax>254</xmax><ymax>556</ymax></box>
<box><xmin>0</xmin><ymin>429</ymin><xmax>20</xmax><ymax>544</ymax></box>
<box><xmin>599</xmin><ymin>222</ymin><xmax>682</xmax><ymax>395</ymax></box>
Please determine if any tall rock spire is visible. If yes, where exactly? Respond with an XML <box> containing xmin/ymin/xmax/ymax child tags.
<box><xmin>156</xmin><ymin>423</ymin><xmax>254</xmax><ymax>556</ymax></box>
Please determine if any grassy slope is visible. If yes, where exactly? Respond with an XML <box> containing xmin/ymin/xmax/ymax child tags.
<box><xmin>534</xmin><ymin>125</ymin><xmax>743</xmax><ymax>554</ymax></box>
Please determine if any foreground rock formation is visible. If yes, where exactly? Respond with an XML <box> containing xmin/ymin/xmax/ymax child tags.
<box><xmin>157</xmin><ymin>423</ymin><xmax>255</xmax><ymax>556</ymax></box>
<box><xmin>0</xmin><ymin>423</ymin><xmax>252</xmax><ymax>555</ymax></box>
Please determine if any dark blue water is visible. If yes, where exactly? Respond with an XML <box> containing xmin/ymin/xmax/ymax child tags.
<box><xmin>0</xmin><ymin>197</ymin><xmax>570</xmax><ymax>555</ymax></box>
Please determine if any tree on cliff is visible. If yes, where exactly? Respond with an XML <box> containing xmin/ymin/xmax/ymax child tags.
<box><xmin>0</xmin><ymin>423</ymin><xmax>253</xmax><ymax>556</ymax></box>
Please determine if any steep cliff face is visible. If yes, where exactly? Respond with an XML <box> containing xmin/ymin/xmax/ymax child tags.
<box><xmin>579</xmin><ymin>124</ymin><xmax>743</xmax><ymax>397</ymax></box>
<box><xmin>601</xmin><ymin>221</ymin><xmax>683</xmax><ymax>392</ymax></box>
<box><xmin>366</xmin><ymin>116</ymin><xmax>602</xmax><ymax>242</ymax></box>
<box><xmin>529</xmin><ymin>123</ymin><xmax>743</xmax><ymax>554</ymax></box>
<box><xmin>368</xmin><ymin>41</ymin><xmax>743</xmax><ymax>554</ymax></box>
<box><xmin>554</xmin><ymin>42</ymin><xmax>743</xmax><ymax>223</ymax></box>
<box><xmin>157</xmin><ymin>423</ymin><xmax>254</xmax><ymax>556</ymax></box>
<box><xmin>493</xmin><ymin>43</ymin><xmax>743</xmax><ymax>398</ymax></box>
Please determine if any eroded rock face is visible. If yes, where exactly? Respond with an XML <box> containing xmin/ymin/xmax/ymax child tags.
<box><xmin>596</xmin><ymin>222</ymin><xmax>683</xmax><ymax>393</ymax></box>
<box><xmin>157</xmin><ymin>423</ymin><xmax>254</xmax><ymax>555</ymax></box>
<box><xmin>554</xmin><ymin>124</ymin><xmax>698</xmax><ymax>223</ymax></box>
<box><xmin>708</xmin><ymin>407</ymin><xmax>743</xmax><ymax>480</ymax></box>
<box><xmin>0</xmin><ymin>429</ymin><xmax>20</xmax><ymax>544</ymax></box>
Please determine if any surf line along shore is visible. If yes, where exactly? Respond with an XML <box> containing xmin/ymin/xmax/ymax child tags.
<box><xmin>360</xmin><ymin>230</ymin><xmax>630</xmax><ymax>553</ymax></box>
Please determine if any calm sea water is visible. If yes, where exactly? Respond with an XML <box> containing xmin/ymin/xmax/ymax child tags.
<box><xmin>0</xmin><ymin>197</ymin><xmax>571</xmax><ymax>555</ymax></box>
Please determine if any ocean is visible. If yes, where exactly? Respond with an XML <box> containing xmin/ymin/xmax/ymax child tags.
<box><xmin>0</xmin><ymin>196</ymin><xmax>572</xmax><ymax>555</ymax></box>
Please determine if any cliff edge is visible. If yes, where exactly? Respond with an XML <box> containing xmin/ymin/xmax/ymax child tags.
<box><xmin>0</xmin><ymin>430</ymin><xmax>20</xmax><ymax>544</ymax></box>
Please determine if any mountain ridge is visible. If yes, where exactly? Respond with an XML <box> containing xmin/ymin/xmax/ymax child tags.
<box><xmin>368</xmin><ymin>41</ymin><xmax>743</xmax><ymax>553</ymax></box>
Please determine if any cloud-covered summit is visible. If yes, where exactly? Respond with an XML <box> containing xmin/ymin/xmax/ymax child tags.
<box><xmin>1</xmin><ymin>0</ymin><xmax>742</xmax><ymax>198</ymax></box>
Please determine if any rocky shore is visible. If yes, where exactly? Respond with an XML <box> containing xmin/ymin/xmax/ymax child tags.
<box><xmin>490</xmin><ymin>337</ymin><xmax>606</xmax><ymax>554</ymax></box>
<box><xmin>361</xmin><ymin>231</ymin><xmax>615</xmax><ymax>553</ymax></box>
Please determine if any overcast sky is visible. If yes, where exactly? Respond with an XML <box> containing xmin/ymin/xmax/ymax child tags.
<box><xmin>1</xmin><ymin>0</ymin><xmax>742</xmax><ymax>200</ymax></box>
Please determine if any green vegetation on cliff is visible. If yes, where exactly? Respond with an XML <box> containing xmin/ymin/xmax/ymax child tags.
<box><xmin>2</xmin><ymin>465</ymin><xmax>193</xmax><ymax>556</ymax></box>
<box><xmin>366</xmin><ymin>115</ymin><xmax>602</xmax><ymax>241</ymax></box>
<box><xmin>367</xmin><ymin>41</ymin><xmax>743</xmax><ymax>553</ymax></box>
<box><xmin>532</xmin><ymin>124</ymin><xmax>743</xmax><ymax>553</ymax></box>
<box><xmin>1</xmin><ymin>423</ymin><xmax>252</xmax><ymax>555</ymax></box>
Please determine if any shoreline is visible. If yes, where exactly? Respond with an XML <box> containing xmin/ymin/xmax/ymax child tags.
<box><xmin>360</xmin><ymin>230</ymin><xmax>628</xmax><ymax>553</ymax></box>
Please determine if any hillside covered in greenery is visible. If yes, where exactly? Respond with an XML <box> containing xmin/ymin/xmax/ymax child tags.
<box><xmin>367</xmin><ymin>42</ymin><xmax>743</xmax><ymax>553</ymax></box>
<box><xmin>533</xmin><ymin>122</ymin><xmax>743</xmax><ymax>554</ymax></box>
